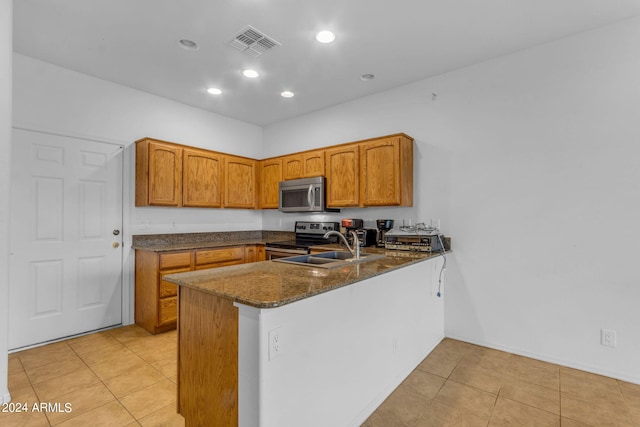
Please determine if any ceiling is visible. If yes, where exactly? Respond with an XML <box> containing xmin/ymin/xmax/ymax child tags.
<box><xmin>13</xmin><ymin>0</ymin><xmax>640</xmax><ymax>126</ymax></box>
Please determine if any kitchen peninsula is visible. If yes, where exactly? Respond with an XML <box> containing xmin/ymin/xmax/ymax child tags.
<box><xmin>164</xmin><ymin>246</ymin><xmax>446</xmax><ymax>427</ymax></box>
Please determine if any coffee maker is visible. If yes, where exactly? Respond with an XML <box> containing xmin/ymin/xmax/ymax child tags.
<box><xmin>341</xmin><ymin>218</ymin><xmax>363</xmax><ymax>246</ymax></box>
<box><xmin>376</xmin><ymin>219</ymin><xmax>394</xmax><ymax>247</ymax></box>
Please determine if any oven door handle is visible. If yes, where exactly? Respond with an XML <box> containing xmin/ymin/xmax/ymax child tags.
<box><xmin>307</xmin><ymin>185</ymin><xmax>315</xmax><ymax>210</ymax></box>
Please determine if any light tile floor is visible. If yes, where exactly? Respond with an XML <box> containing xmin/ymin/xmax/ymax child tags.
<box><xmin>3</xmin><ymin>327</ymin><xmax>639</xmax><ymax>426</ymax></box>
<box><xmin>363</xmin><ymin>338</ymin><xmax>640</xmax><ymax>426</ymax></box>
<box><xmin>2</xmin><ymin>325</ymin><xmax>183</xmax><ymax>427</ymax></box>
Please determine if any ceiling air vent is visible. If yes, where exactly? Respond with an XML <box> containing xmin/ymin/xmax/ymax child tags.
<box><xmin>229</xmin><ymin>25</ymin><xmax>281</xmax><ymax>57</ymax></box>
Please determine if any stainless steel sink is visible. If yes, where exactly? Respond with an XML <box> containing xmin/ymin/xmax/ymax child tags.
<box><xmin>273</xmin><ymin>251</ymin><xmax>384</xmax><ymax>269</ymax></box>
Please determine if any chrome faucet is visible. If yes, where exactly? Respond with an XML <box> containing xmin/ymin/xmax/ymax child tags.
<box><xmin>323</xmin><ymin>230</ymin><xmax>360</xmax><ymax>259</ymax></box>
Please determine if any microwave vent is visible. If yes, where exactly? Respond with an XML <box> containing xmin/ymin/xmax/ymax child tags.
<box><xmin>229</xmin><ymin>25</ymin><xmax>281</xmax><ymax>57</ymax></box>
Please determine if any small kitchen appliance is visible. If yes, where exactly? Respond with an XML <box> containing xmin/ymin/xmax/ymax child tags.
<box><xmin>341</xmin><ymin>218</ymin><xmax>363</xmax><ymax>246</ymax></box>
<box><xmin>278</xmin><ymin>176</ymin><xmax>339</xmax><ymax>213</ymax></box>
<box><xmin>384</xmin><ymin>226</ymin><xmax>446</xmax><ymax>252</ymax></box>
<box><xmin>376</xmin><ymin>219</ymin><xmax>394</xmax><ymax>247</ymax></box>
<box><xmin>355</xmin><ymin>228</ymin><xmax>378</xmax><ymax>247</ymax></box>
<box><xmin>265</xmin><ymin>221</ymin><xmax>340</xmax><ymax>259</ymax></box>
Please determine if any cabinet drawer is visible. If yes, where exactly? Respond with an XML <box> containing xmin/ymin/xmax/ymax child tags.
<box><xmin>159</xmin><ymin>251</ymin><xmax>193</xmax><ymax>269</ymax></box>
<box><xmin>195</xmin><ymin>258</ymin><xmax>245</xmax><ymax>270</ymax></box>
<box><xmin>195</xmin><ymin>247</ymin><xmax>245</xmax><ymax>266</ymax></box>
<box><xmin>159</xmin><ymin>266</ymin><xmax>190</xmax><ymax>298</ymax></box>
<box><xmin>158</xmin><ymin>296</ymin><xmax>177</xmax><ymax>325</ymax></box>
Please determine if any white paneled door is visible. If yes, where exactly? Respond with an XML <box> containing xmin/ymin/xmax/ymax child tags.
<box><xmin>9</xmin><ymin>129</ymin><xmax>124</xmax><ymax>350</ymax></box>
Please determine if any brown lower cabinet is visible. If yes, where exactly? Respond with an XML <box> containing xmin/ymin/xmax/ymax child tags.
<box><xmin>135</xmin><ymin>244</ymin><xmax>265</xmax><ymax>334</ymax></box>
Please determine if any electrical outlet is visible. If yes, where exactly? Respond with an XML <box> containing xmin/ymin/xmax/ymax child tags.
<box><xmin>601</xmin><ymin>329</ymin><xmax>617</xmax><ymax>348</ymax></box>
<box><xmin>268</xmin><ymin>328</ymin><xmax>282</xmax><ymax>360</ymax></box>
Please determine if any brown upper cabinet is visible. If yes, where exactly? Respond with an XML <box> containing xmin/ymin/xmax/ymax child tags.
<box><xmin>360</xmin><ymin>135</ymin><xmax>413</xmax><ymax>207</ymax></box>
<box><xmin>137</xmin><ymin>138</ymin><xmax>223</xmax><ymax>207</ymax></box>
<box><xmin>183</xmin><ymin>147</ymin><xmax>223</xmax><ymax>208</ymax></box>
<box><xmin>283</xmin><ymin>154</ymin><xmax>303</xmax><ymax>180</ymax></box>
<box><xmin>136</xmin><ymin>133</ymin><xmax>412</xmax><ymax>210</ymax></box>
<box><xmin>259</xmin><ymin>158</ymin><xmax>283</xmax><ymax>209</ymax></box>
<box><xmin>223</xmin><ymin>155</ymin><xmax>257</xmax><ymax>209</ymax></box>
<box><xmin>283</xmin><ymin>150</ymin><xmax>326</xmax><ymax>180</ymax></box>
<box><xmin>325</xmin><ymin>144</ymin><xmax>360</xmax><ymax>208</ymax></box>
<box><xmin>326</xmin><ymin>133</ymin><xmax>413</xmax><ymax>208</ymax></box>
<box><xmin>136</xmin><ymin>139</ymin><xmax>183</xmax><ymax>206</ymax></box>
<box><xmin>302</xmin><ymin>149</ymin><xmax>325</xmax><ymax>178</ymax></box>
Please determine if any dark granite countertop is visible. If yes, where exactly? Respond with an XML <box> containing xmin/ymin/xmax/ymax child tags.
<box><xmin>164</xmin><ymin>248</ymin><xmax>447</xmax><ymax>309</ymax></box>
<box><xmin>132</xmin><ymin>230</ymin><xmax>294</xmax><ymax>252</ymax></box>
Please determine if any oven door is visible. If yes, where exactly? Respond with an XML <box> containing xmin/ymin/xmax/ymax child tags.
<box><xmin>265</xmin><ymin>247</ymin><xmax>308</xmax><ymax>260</ymax></box>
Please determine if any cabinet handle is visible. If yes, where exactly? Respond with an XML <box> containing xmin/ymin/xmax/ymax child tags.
<box><xmin>307</xmin><ymin>185</ymin><xmax>315</xmax><ymax>209</ymax></box>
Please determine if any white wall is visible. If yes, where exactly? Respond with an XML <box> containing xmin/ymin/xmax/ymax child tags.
<box><xmin>238</xmin><ymin>259</ymin><xmax>444</xmax><ymax>427</ymax></box>
<box><xmin>1</xmin><ymin>0</ymin><xmax>12</xmax><ymax>404</ymax></box>
<box><xmin>263</xmin><ymin>17</ymin><xmax>640</xmax><ymax>383</ymax></box>
<box><xmin>12</xmin><ymin>54</ymin><xmax>264</xmax><ymax>327</ymax></box>
<box><xmin>13</xmin><ymin>53</ymin><xmax>264</xmax><ymax>235</ymax></box>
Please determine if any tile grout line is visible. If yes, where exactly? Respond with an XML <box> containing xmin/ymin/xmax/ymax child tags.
<box><xmin>60</xmin><ymin>330</ymin><xmax>141</xmax><ymax>426</ymax></box>
<box><xmin>96</xmin><ymin>329</ymin><xmax>179</xmax><ymax>423</ymax></box>
<box><xmin>14</xmin><ymin>347</ymin><xmax>53</xmax><ymax>427</ymax></box>
<box><xmin>615</xmin><ymin>379</ymin><xmax>636</xmax><ymax>425</ymax></box>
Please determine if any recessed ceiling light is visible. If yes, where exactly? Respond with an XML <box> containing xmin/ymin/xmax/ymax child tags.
<box><xmin>178</xmin><ymin>39</ymin><xmax>199</xmax><ymax>51</ymax></box>
<box><xmin>281</xmin><ymin>91</ymin><xmax>295</xmax><ymax>98</ymax></box>
<box><xmin>207</xmin><ymin>87</ymin><xmax>222</xmax><ymax>95</ymax></box>
<box><xmin>360</xmin><ymin>73</ymin><xmax>375</xmax><ymax>81</ymax></box>
<box><xmin>315</xmin><ymin>31</ymin><xmax>336</xmax><ymax>44</ymax></box>
<box><xmin>242</xmin><ymin>69</ymin><xmax>260</xmax><ymax>78</ymax></box>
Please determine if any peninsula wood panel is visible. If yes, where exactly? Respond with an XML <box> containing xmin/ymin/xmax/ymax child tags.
<box><xmin>183</xmin><ymin>147</ymin><xmax>223</xmax><ymax>208</ymax></box>
<box><xmin>259</xmin><ymin>158</ymin><xmax>283</xmax><ymax>209</ymax></box>
<box><xmin>325</xmin><ymin>144</ymin><xmax>360</xmax><ymax>207</ymax></box>
<box><xmin>136</xmin><ymin>139</ymin><xmax>183</xmax><ymax>206</ymax></box>
<box><xmin>223</xmin><ymin>155</ymin><xmax>257</xmax><ymax>209</ymax></box>
<box><xmin>360</xmin><ymin>135</ymin><xmax>413</xmax><ymax>206</ymax></box>
<box><xmin>178</xmin><ymin>287</ymin><xmax>238</xmax><ymax>427</ymax></box>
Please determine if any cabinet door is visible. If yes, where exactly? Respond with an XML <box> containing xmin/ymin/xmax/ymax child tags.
<box><xmin>183</xmin><ymin>148</ymin><xmax>223</xmax><ymax>208</ymax></box>
<box><xmin>224</xmin><ymin>156</ymin><xmax>257</xmax><ymax>208</ymax></box>
<box><xmin>302</xmin><ymin>150</ymin><xmax>325</xmax><ymax>177</ymax></box>
<box><xmin>256</xmin><ymin>245</ymin><xmax>266</xmax><ymax>261</ymax></box>
<box><xmin>283</xmin><ymin>155</ymin><xmax>303</xmax><ymax>180</ymax></box>
<box><xmin>259</xmin><ymin>158</ymin><xmax>283</xmax><ymax>209</ymax></box>
<box><xmin>244</xmin><ymin>245</ymin><xmax>265</xmax><ymax>262</ymax></box>
<box><xmin>159</xmin><ymin>266</ymin><xmax>192</xmax><ymax>298</ymax></box>
<box><xmin>147</xmin><ymin>141</ymin><xmax>183</xmax><ymax>206</ymax></box>
<box><xmin>245</xmin><ymin>245</ymin><xmax>256</xmax><ymax>263</ymax></box>
<box><xmin>325</xmin><ymin>144</ymin><xmax>359</xmax><ymax>207</ymax></box>
<box><xmin>158</xmin><ymin>297</ymin><xmax>177</xmax><ymax>326</ymax></box>
<box><xmin>360</xmin><ymin>136</ymin><xmax>413</xmax><ymax>207</ymax></box>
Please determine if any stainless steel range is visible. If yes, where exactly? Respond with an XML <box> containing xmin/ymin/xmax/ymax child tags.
<box><xmin>265</xmin><ymin>221</ymin><xmax>340</xmax><ymax>260</ymax></box>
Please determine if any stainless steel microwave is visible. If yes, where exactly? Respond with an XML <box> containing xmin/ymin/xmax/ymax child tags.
<box><xmin>278</xmin><ymin>177</ymin><xmax>339</xmax><ymax>213</ymax></box>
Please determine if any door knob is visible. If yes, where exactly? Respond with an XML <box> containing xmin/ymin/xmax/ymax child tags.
<box><xmin>112</xmin><ymin>242</ymin><xmax>120</xmax><ymax>248</ymax></box>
